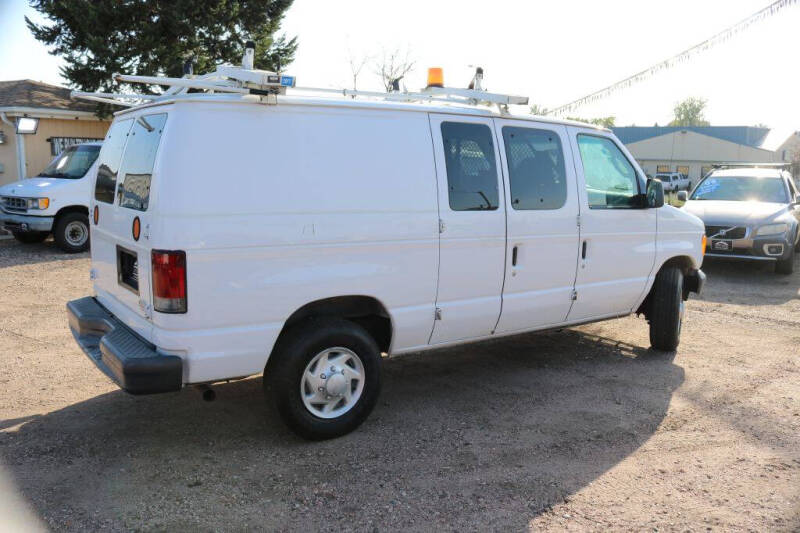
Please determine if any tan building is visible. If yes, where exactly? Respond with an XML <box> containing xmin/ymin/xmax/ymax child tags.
<box><xmin>0</xmin><ymin>80</ymin><xmax>110</xmax><ymax>186</ymax></box>
<box><xmin>612</xmin><ymin>126</ymin><xmax>786</xmax><ymax>187</ymax></box>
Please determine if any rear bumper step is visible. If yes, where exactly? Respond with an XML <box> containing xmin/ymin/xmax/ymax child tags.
<box><xmin>66</xmin><ymin>296</ymin><xmax>182</xmax><ymax>394</ymax></box>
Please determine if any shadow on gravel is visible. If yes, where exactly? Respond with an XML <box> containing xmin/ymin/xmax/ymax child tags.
<box><xmin>0</xmin><ymin>328</ymin><xmax>682</xmax><ymax>531</ymax></box>
<box><xmin>0</xmin><ymin>239</ymin><xmax>88</xmax><ymax>269</ymax></box>
<box><xmin>697</xmin><ymin>255</ymin><xmax>799</xmax><ymax>306</ymax></box>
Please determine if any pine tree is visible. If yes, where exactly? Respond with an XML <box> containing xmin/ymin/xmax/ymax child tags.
<box><xmin>27</xmin><ymin>0</ymin><xmax>297</xmax><ymax>96</ymax></box>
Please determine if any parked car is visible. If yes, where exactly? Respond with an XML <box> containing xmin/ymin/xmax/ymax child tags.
<box><xmin>654</xmin><ymin>172</ymin><xmax>690</xmax><ymax>192</ymax></box>
<box><xmin>679</xmin><ymin>167</ymin><xmax>800</xmax><ymax>274</ymax></box>
<box><xmin>66</xmin><ymin>72</ymin><xmax>706</xmax><ymax>440</ymax></box>
<box><xmin>0</xmin><ymin>142</ymin><xmax>101</xmax><ymax>253</ymax></box>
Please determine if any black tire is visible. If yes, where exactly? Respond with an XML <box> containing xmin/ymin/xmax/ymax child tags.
<box><xmin>12</xmin><ymin>231</ymin><xmax>48</xmax><ymax>244</ymax></box>
<box><xmin>53</xmin><ymin>212</ymin><xmax>90</xmax><ymax>253</ymax></box>
<box><xmin>648</xmin><ymin>266</ymin><xmax>685</xmax><ymax>352</ymax></box>
<box><xmin>265</xmin><ymin>317</ymin><xmax>381</xmax><ymax>440</ymax></box>
<box><xmin>775</xmin><ymin>253</ymin><xmax>794</xmax><ymax>275</ymax></box>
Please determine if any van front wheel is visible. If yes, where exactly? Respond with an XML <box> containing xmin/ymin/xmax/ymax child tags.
<box><xmin>266</xmin><ymin>317</ymin><xmax>381</xmax><ymax>440</ymax></box>
<box><xmin>648</xmin><ymin>266</ymin><xmax>685</xmax><ymax>352</ymax></box>
<box><xmin>54</xmin><ymin>212</ymin><xmax>90</xmax><ymax>253</ymax></box>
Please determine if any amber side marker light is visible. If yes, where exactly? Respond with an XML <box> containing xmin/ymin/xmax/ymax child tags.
<box><xmin>426</xmin><ymin>67</ymin><xmax>444</xmax><ymax>88</ymax></box>
<box><xmin>93</xmin><ymin>205</ymin><xmax>99</xmax><ymax>225</ymax></box>
<box><xmin>701</xmin><ymin>234</ymin><xmax>707</xmax><ymax>256</ymax></box>
<box><xmin>132</xmin><ymin>217</ymin><xmax>141</xmax><ymax>241</ymax></box>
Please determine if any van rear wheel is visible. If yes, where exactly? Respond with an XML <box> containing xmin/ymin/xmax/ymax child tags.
<box><xmin>266</xmin><ymin>317</ymin><xmax>381</xmax><ymax>440</ymax></box>
<box><xmin>648</xmin><ymin>266</ymin><xmax>684</xmax><ymax>352</ymax></box>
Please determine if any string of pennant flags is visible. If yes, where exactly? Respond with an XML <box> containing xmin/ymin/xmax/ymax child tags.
<box><xmin>546</xmin><ymin>0</ymin><xmax>799</xmax><ymax>116</ymax></box>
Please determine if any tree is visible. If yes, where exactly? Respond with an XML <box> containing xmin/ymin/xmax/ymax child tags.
<box><xmin>26</xmin><ymin>0</ymin><xmax>297</xmax><ymax>96</ymax></box>
<box><xmin>530</xmin><ymin>104</ymin><xmax>549</xmax><ymax>115</ymax></box>
<box><xmin>347</xmin><ymin>50</ymin><xmax>370</xmax><ymax>92</ymax></box>
<box><xmin>566</xmin><ymin>116</ymin><xmax>616</xmax><ymax>128</ymax></box>
<box><xmin>373</xmin><ymin>48</ymin><xmax>415</xmax><ymax>92</ymax></box>
<box><xmin>669</xmin><ymin>97</ymin><xmax>710</xmax><ymax>127</ymax></box>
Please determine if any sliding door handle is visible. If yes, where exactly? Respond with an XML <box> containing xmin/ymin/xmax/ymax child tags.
<box><xmin>512</xmin><ymin>245</ymin><xmax>518</xmax><ymax>267</ymax></box>
<box><xmin>581</xmin><ymin>240</ymin><xmax>587</xmax><ymax>259</ymax></box>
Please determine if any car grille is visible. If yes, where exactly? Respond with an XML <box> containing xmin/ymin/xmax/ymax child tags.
<box><xmin>704</xmin><ymin>225</ymin><xmax>747</xmax><ymax>240</ymax></box>
<box><xmin>1</xmin><ymin>196</ymin><xmax>27</xmax><ymax>212</ymax></box>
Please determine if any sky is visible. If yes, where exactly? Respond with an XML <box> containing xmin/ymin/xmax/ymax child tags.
<box><xmin>1</xmin><ymin>0</ymin><xmax>798</xmax><ymax>139</ymax></box>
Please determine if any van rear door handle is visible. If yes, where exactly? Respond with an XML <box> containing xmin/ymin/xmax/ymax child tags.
<box><xmin>512</xmin><ymin>245</ymin><xmax>518</xmax><ymax>267</ymax></box>
<box><xmin>581</xmin><ymin>240</ymin><xmax>587</xmax><ymax>259</ymax></box>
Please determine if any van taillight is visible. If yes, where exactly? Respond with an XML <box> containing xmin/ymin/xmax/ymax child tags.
<box><xmin>151</xmin><ymin>250</ymin><xmax>187</xmax><ymax>313</ymax></box>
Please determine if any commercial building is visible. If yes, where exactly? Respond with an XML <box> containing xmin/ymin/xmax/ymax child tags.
<box><xmin>0</xmin><ymin>80</ymin><xmax>110</xmax><ymax>186</ymax></box>
<box><xmin>611</xmin><ymin>126</ymin><xmax>790</xmax><ymax>186</ymax></box>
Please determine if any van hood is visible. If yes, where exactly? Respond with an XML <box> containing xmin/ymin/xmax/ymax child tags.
<box><xmin>0</xmin><ymin>177</ymin><xmax>75</xmax><ymax>197</ymax></box>
<box><xmin>682</xmin><ymin>200</ymin><xmax>788</xmax><ymax>225</ymax></box>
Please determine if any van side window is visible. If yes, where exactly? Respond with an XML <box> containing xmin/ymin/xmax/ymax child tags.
<box><xmin>441</xmin><ymin>122</ymin><xmax>499</xmax><ymax>211</ymax></box>
<box><xmin>94</xmin><ymin>119</ymin><xmax>133</xmax><ymax>203</ymax></box>
<box><xmin>118</xmin><ymin>114</ymin><xmax>167</xmax><ymax>211</ymax></box>
<box><xmin>502</xmin><ymin>127</ymin><xmax>567</xmax><ymax>210</ymax></box>
<box><xmin>577</xmin><ymin>134</ymin><xmax>640</xmax><ymax>209</ymax></box>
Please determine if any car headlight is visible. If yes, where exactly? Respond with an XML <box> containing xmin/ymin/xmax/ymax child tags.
<box><xmin>25</xmin><ymin>197</ymin><xmax>50</xmax><ymax>210</ymax></box>
<box><xmin>755</xmin><ymin>223</ymin><xmax>788</xmax><ymax>236</ymax></box>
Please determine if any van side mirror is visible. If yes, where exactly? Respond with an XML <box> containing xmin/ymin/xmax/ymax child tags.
<box><xmin>646</xmin><ymin>178</ymin><xmax>664</xmax><ymax>208</ymax></box>
<box><xmin>676</xmin><ymin>190</ymin><xmax>688</xmax><ymax>203</ymax></box>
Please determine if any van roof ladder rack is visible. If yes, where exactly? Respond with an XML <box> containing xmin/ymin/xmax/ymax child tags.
<box><xmin>71</xmin><ymin>66</ymin><xmax>528</xmax><ymax>111</ymax></box>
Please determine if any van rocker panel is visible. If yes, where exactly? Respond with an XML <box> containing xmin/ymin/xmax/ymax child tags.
<box><xmin>67</xmin><ymin>296</ymin><xmax>182</xmax><ymax>394</ymax></box>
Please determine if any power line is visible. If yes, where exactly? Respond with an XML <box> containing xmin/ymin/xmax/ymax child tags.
<box><xmin>547</xmin><ymin>0</ymin><xmax>798</xmax><ymax>116</ymax></box>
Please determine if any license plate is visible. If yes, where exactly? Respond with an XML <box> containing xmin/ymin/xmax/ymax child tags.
<box><xmin>711</xmin><ymin>239</ymin><xmax>732</xmax><ymax>251</ymax></box>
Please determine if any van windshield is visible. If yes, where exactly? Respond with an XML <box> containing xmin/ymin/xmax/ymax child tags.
<box><xmin>38</xmin><ymin>144</ymin><xmax>101</xmax><ymax>179</ymax></box>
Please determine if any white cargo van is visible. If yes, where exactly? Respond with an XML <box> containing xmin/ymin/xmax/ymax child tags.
<box><xmin>0</xmin><ymin>142</ymin><xmax>101</xmax><ymax>252</ymax></box>
<box><xmin>67</xmin><ymin>64</ymin><xmax>706</xmax><ymax>439</ymax></box>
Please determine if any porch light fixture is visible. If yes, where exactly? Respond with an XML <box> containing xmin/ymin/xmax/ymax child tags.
<box><xmin>16</xmin><ymin>117</ymin><xmax>39</xmax><ymax>134</ymax></box>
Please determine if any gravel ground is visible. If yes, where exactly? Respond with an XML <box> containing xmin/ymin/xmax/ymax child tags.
<box><xmin>0</xmin><ymin>237</ymin><xmax>798</xmax><ymax>532</ymax></box>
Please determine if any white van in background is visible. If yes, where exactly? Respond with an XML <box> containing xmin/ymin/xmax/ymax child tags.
<box><xmin>66</xmin><ymin>65</ymin><xmax>706</xmax><ymax>440</ymax></box>
<box><xmin>0</xmin><ymin>142</ymin><xmax>100</xmax><ymax>252</ymax></box>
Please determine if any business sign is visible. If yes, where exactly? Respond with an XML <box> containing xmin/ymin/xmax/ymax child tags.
<box><xmin>48</xmin><ymin>137</ymin><xmax>103</xmax><ymax>156</ymax></box>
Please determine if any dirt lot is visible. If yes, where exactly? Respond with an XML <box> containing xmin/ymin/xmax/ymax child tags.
<box><xmin>0</xmin><ymin>237</ymin><xmax>798</xmax><ymax>532</ymax></box>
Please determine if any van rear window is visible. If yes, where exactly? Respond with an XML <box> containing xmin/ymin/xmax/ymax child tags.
<box><xmin>117</xmin><ymin>114</ymin><xmax>167</xmax><ymax>211</ymax></box>
<box><xmin>94</xmin><ymin>119</ymin><xmax>133</xmax><ymax>203</ymax></box>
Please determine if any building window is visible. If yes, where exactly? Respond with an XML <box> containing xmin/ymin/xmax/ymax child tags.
<box><xmin>48</xmin><ymin>136</ymin><xmax>103</xmax><ymax>156</ymax></box>
<box><xmin>656</xmin><ymin>165</ymin><xmax>671</xmax><ymax>173</ymax></box>
<box><xmin>677</xmin><ymin>165</ymin><xmax>689</xmax><ymax>177</ymax></box>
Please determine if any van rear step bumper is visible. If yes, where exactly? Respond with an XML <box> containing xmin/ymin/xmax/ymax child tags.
<box><xmin>66</xmin><ymin>297</ymin><xmax>182</xmax><ymax>394</ymax></box>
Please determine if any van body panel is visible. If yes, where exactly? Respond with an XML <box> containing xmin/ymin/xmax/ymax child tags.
<box><xmin>427</xmin><ymin>113</ymin><xmax>507</xmax><ymax>344</ymax></box>
<box><xmin>492</xmin><ymin>119</ymin><xmax>581</xmax><ymax>333</ymax></box>
<box><xmin>566</xmin><ymin>127</ymin><xmax>657</xmax><ymax>320</ymax></box>
<box><xmin>141</xmin><ymin>102</ymin><xmax>438</xmax><ymax>376</ymax></box>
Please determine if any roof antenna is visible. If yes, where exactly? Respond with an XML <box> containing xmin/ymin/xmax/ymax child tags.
<box><xmin>242</xmin><ymin>40</ymin><xmax>255</xmax><ymax>70</ymax></box>
<box><xmin>390</xmin><ymin>76</ymin><xmax>403</xmax><ymax>92</ymax></box>
<box><xmin>182</xmin><ymin>56</ymin><xmax>194</xmax><ymax>77</ymax></box>
<box><xmin>468</xmin><ymin>67</ymin><xmax>484</xmax><ymax>91</ymax></box>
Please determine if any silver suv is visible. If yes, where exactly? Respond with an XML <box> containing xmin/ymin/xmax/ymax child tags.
<box><xmin>680</xmin><ymin>167</ymin><xmax>800</xmax><ymax>274</ymax></box>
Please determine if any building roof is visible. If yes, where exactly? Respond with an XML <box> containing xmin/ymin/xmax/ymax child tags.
<box><xmin>611</xmin><ymin>126</ymin><xmax>770</xmax><ymax>149</ymax></box>
<box><xmin>0</xmin><ymin>79</ymin><xmax>96</xmax><ymax>113</ymax></box>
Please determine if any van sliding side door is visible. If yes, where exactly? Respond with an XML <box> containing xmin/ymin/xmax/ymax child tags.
<box><xmin>491</xmin><ymin>119</ymin><xmax>581</xmax><ymax>333</ymax></box>
<box><xmin>428</xmin><ymin>114</ymin><xmax>507</xmax><ymax>344</ymax></box>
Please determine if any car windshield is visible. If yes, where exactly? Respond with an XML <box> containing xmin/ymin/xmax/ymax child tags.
<box><xmin>38</xmin><ymin>145</ymin><xmax>101</xmax><ymax>179</ymax></box>
<box><xmin>690</xmin><ymin>176</ymin><xmax>787</xmax><ymax>203</ymax></box>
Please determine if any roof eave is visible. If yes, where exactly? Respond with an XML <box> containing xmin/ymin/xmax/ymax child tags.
<box><xmin>0</xmin><ymin>106</ymin><xmax>103</xmax><ymax>120</ymax></box>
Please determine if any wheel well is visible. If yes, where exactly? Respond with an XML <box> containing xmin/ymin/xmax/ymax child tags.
<box><xmin>54</xmin><ymin>205</ymin><xmax>89</xmax><ymax>225</ymax></box>
<box><xmin>277</xmin><ymin>296</ymin><xmax>393</xmax><ymax>354</ymax></box>
<box><xmin>637</xmin><ymin>255</ymin><xmax>695</xmax><ymax>319</ymax></box>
